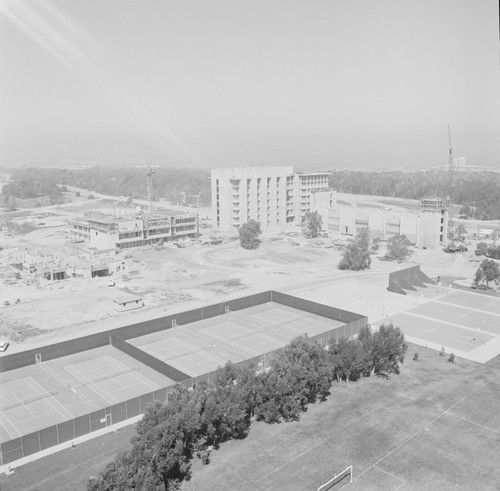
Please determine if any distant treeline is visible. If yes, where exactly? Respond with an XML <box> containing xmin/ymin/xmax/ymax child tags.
<box><xmin>1</xmin><ymin>168</ymin><xmax>64</xmax><ymax>207</ymax></box>
<box><xmin>2</xmin><ymin>167</ymin><xmax>500</xmax><ymax>219</ymax></box>
<box><xmin>1</xmin><ymin>167</ymin><xmax>212</xmax><ymax>206</ymax></box>
<box><xmin>328</xmin><ymin>170</ymin><xmax>500</xmax><ymax>219</ymax></box>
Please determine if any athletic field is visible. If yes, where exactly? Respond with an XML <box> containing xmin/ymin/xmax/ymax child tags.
<box><xmin>375</xmin><ymin>286</ymin><xmax>500</xmax><ymax>363</ymax></box>
<box><xmin>180</xmin><ymin>346</ymin><xmax>500</xmax><ymax>491</ymax></box>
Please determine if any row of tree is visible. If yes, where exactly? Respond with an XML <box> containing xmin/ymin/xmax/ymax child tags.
<box><xmin>475</xmin><ymin>242</ymin><xmax>500</xmax><ymax>260</ymax></box>
<box><xmin>89</xmin><ymin>326</ymin><xmax>407</xmax><ymax>491</ymax></box>
<box><xmin>237</xmin><ymin>219</ymin><xmax>413</xmax><ymax>267</ymax></box>
<box><xmin>4</xmin><ymin>167</ymin><xmax>500</xmax><ymax>218</ymax></box>
<box><xmin>2</xmin><ymin>175</ymin><xmax>64</xmax><ymax>208</ymax></box>
<box><xmin>1</xmin><ymin>167</ymin><xmax>212</xmax><ymax>206</ymax></box>
<box><xmin>328</xmin><ymin>170</ymin><xmax>500</xmax><ymax>220</ymax></box>
<box><xmin>338</xmin><ymin>228</ymin><xmax>413</xmax><ymax>270</ymax></box>
<box><xmin>238</xmin><ymin>212</ymin><xmax>324</xmax><ymax>250</ymax></box>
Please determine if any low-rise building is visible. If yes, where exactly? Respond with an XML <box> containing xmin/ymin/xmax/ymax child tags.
<box><xmin>325</xmin><ymin>197</ymin><xmax>448</xmax><ymax>249</ymax></box>
<box><xmin>68</xmin><ymin>210</ymin><xmax>199</xmax><ymax>251</ymax></box>
<box><xmin>113</xmin><ymin>294</ymin><xmax>143</xmax><ymax>312</ymax></box>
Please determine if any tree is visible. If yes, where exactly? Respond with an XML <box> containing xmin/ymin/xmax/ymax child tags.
<box><xmin>331</xmin><ymin>338</ymin><xmax>367</xmax><ymax>383</ymax></box>
<box><xmin>366</xmin><ymin>323</ymin><xmax>408</xmax><ymax>376</ymax></box>
<box><xmin>302</xmin><ymin>211</ymin><xmax>322</xmax><ymax>238</ymax></box>
<box><xmin>385</xmin><ymin>234</ymin><xmax>412</xmax><ymax>262</ymax></box>
<box><xmin>6</xmin><ymin>196</ymin><xmax>17</xmax><ymax>211</ymax></box>
<box><xmin>239</xmin><ymin>219</ymin><xmax>261</xmax><ymax>250</ymax></box>
<box><xmin>447</xmin><ymin>224</ymin><xmax>467</xmax><ymax>244</ymax></box>
<box><xmin>338</xmin><ymin>227</ymin><xmax>371</xmax><ymax>271</ymax></box>
<box><xmin>460</xmin><ymin>203</ymin><xmax>471</xmax><ymax>217</ymax></box>
<box><xmin>475</xmin><ymin>242</ymin><xmax>489</xmax><ymax>256</ymax></box>
<box><xmin>474</xmin><ymin>259</ymin><xmax>500</xmax><ymax>288</ymax></box>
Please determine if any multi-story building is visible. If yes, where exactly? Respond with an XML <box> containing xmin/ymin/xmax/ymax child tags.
<box><xmin>68</xmin><ymin>210</ymin><xmax>198</xmax><ymax>251</ymax></box>
<box><xmin>418</xmin><ymin>197</ymin><xmax>449</xmax><ymax>249</ymax></box>
<box><xmin>211</xmin><ymin>166</ymin><xmax>331</xmax><ymax>232</ymax></box>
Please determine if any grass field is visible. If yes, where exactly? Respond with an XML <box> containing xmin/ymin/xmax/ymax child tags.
<box><xmin>2</xmin><ymin>346</ymin><xmax>499</xmax><ymax>491</ymax></box>
<box><xmin>180</xmin><ymin>345</ymin><xmax>500</xmax><ymax>491</ymax></box>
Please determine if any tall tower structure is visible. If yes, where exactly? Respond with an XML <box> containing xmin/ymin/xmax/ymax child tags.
<box><xmin>146</xmin><ymin>149</ymin><xmax>154</xmax><ymax>215</ymax></box>
<box><xmin>448</xmin><ymin>125</ymin><xmax>454</xmax><ymax>220</ymax></box>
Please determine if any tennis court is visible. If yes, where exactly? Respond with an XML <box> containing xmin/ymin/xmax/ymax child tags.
<box><xmin>0</xmin><ymin>346</ymin><xmax>174</xmax><ymax>449</ymax></box>
<box><xmin>141</xmin><ymin>336</ymin><xmax>208</xmax><ymax>360</ymax></box>
<box><xmin>408</xmin><ymin>302</ymin><xmax>500</xmax><ymax>335</ymax></box>
<box><xmin>167</xmin><ymin>351</ymin><xmax>229</xmax><ymax>376</ymax></box>
<box><xmin>64</xmin><ymin>355</ymin><xmax>161</xmax><ymax>405</ymax></box>
<box><xmin>437</xmin><ymin>290</ymin><xmax>500</xmax><ymax>315</ymax></box>
<box><xmin>382</xmin><ymin>288</ymin><xmax>500</xmax><ymax>361</ymax></box>
<box><xmin>385</xmin><ymin>313</ymin><xmax>494</xmax><ymax>352</ymax></box>
<box><xmin>131</xmin><ymin>303</ymin><xmax>348</xmax><ymax>378</ymax></box>
<box><xmin>228</xmin><ymin>332</ymin><xmax>287</xmax><ymax>356</ymax></box>
<box><xmin>200</xmin><ymin>322</ymin><xmax>255</xmax><ymax>341</ymax></box>
<box><xmin>0</xmin><ymin>377</ymin><xmax>73</xmax><ymax>443</ymax></box>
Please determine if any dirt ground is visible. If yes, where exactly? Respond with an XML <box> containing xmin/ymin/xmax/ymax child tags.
<box><xmin>0</xmin><ymin>192</ymin><xmax>497</xmax><ymax>353</ymax></box>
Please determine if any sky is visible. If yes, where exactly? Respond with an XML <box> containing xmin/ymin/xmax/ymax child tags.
<box><xmin>1</xmin><ymin>0</ymin><xmax>499</xmax><ymax>169</ymax></box>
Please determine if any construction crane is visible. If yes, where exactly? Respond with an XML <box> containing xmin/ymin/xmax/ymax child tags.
<box><xmin>146</xmin><ymin>148</ymin><xmax>155</xmax><ymax>215</ymax></box>
<box><xmin>448</xmin><ymin>125</ymin><xmax>454</xmax><ymax>220</ymax></box>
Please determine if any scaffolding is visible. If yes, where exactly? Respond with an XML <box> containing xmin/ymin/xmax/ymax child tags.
<box><xmin>420</xmin><ymin>197</ymin><xmax>449</xmax><ymax>213</ymax></box>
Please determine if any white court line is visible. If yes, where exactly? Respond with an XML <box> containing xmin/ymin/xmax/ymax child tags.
<box><xmin>26</xmin><ymin>378</ymin><xmax>74</xmax><ymax>420</ymax></box>
<box><xmin>0</xmin><ymin>396</ymin><xmax>24</xmax><ymax>412</ymax></box>
<box><xmin>0</xmin><ymin>413</ymin><xmax>21</xmax><ymax>440</ymax></box>
<box><xmin>101</xmin><ymin>356</ymin><xmax>160</xmax><ymax>391</ymax></box>
<box><xmin>0</xmin><ymin>379</ymin><xmax>32</xmax><ymax>392</ymax></box>
<box><xmin>71</xmin><ymin>357</ymin><xmax>149</xmax><ymax>401</ymax></box>
<box><xmin>65</xmin><ymin>365</ymin><xmax>119</xmax><ymax>405</ymax></box>
<box><xmin>125</xmin><ymin>371</ymin><xmax>160</xmax><ymax>392</ymax></box>
<box><xmin>14</xmin><ymin>393</ymin><xmax>35</xmax><ymax>418</ymax></box>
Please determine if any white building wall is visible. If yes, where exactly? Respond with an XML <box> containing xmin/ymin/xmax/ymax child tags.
<box><xmin>400</xmin><ymin>214</ymin><xmax>419</xmax><ymax>243</ymax></box>
<box><xmin>211</xmin><ymin>167</ymin><xmax>293</xmax><ymax>232</ymax></box>
<box><xmin>212</xmin><ymin>167</ymin><xmax>331</xmax><ymax>232</ymax></box>
<box><xmin>417</xmin><ymin>212</ymin><xmax>447</xmax><ymax>249</ymax></box>
<box><xmin>293</xmin><ymin>173</ymin><xmax>330</xmax><ymax>222</ymax></box>
<box><xmin>327</xmin><ymin>205</ymin><xmax>446</xmax><ymax>248</ymax></box>
<box><xmin>310</xmin><ymin>190</ymin><xmax>336</xmax><ymax>230</ymax></box>
<box><xmin>89</xmin><ymin>229</ymin><xmax>118</xmax><ymax>250</ymax></box>
<box><xmin>368</xmin><ymin>212</ymin><xmax>385</xmax><ymax>237</ymax></box>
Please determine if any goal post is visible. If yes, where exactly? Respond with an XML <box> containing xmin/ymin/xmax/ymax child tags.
<box><xmin>317</xmin><ymin>465</ymin><xmax>352</xmax><ymax>491</ymax></box>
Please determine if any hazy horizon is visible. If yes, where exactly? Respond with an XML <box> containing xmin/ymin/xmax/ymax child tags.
<box><xmin>1</xmin><ymin>0</ymin><xmax>500</xmax><ymax>170</ymax></box>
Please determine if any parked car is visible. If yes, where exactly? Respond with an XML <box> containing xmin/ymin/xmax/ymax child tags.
<box><xmin>0</xmin><ymin>341</ymin><xmax>9</xmax><ymax>352</ymax></box>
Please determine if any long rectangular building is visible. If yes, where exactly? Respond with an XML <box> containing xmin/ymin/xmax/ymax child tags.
<box><xmin>68</xmin><ymin>210</ymin><xmax>198</xmax><ymax>251</ymax></box>
<box><xmin>326</xmin><ymin>197</ymin><xmax>449</xmax><ymax>249</ymax></box>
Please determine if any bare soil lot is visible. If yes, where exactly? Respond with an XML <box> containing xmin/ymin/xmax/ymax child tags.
<box><xmin>0</xmin><ymin>193</ymin><xmax>493</xmax><ymax>354</ymax></box>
